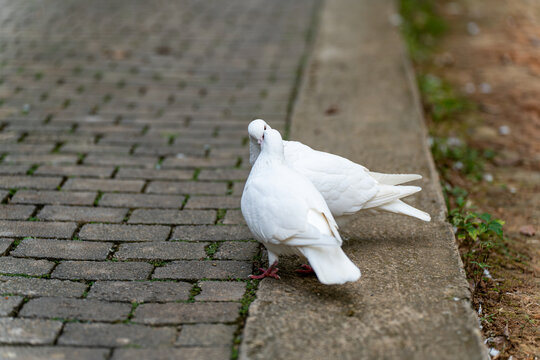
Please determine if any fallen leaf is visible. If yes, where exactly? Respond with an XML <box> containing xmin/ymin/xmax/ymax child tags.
<box><xmin>519</xmin><ymin>225</ymin><xmax>535</xmax><ymax>236</ymax></box>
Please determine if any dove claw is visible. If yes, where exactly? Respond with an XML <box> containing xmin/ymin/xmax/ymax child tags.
<box><xmin>249</xmin><ymin>262</ymin><xmax>280</xmax><ymax>280</ymax></box>
<box><xmin>295</xmin><ymin>264</ymin><xmax>314</xmax><ymax>275</ymax></box>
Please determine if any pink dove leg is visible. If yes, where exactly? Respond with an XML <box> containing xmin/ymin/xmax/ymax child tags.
<box><xmin>295</xmin><ymin>264</ymin><xmax>314</xmax><ymax>274</ymax></box>
<box><xmin>249</xmin><ymin>261</ymin><xmax>280</xmax><ymax>280</ymax></box>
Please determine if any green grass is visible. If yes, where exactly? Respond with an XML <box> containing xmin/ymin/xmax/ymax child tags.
<box><xmin>419</xmin><ymin>74</ymin><xmax>470</xmax><ymax>122</ymax></box>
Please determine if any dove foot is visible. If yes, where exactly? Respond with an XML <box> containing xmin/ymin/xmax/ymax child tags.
<box><xmin>295</xmin><ymin>264</ymin><xmax>314</xmax><ymax>275</ymax></box>
<box><xmin>249</xmin><ymin>261</ymin><xmax>280</xmax><ymax>280</ymax></box>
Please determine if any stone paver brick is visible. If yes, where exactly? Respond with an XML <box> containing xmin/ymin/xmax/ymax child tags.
<box><xmin>0</xmin><ymin>277</ymin><xmax>87</xmax><ymax>298</ymax></box>
<box><xmin>146</xmin><ymin>181</ymin><xmax>227</xmax><ymax>195</ymax></box>
<box><xmin>63</xmin><ymin>178</ymin><xmax>145</xmax><ymax>192</ymax></box>
<box><xmin>35</xmin><ymin>165</ymin><xmax>114</xmax><ymax>178</ymax></box>
<box><xmin>0</xmin><ymin>220</ymin><xmax>77</xmax><ymax>238</ymax></box>
<box><xmin>0</xmin><ymin>239</ymin><xmax>13</xmax><ymax>255</ymax></box>
<box><xmin>198</xmin><ymin>169</ymin><xmax>250</xmax><ymax>181</ymax></box>
<box><xmin>185</xmin><ymin>196</ymin><xmax>241</xmax><ymax>209</ymax></box>
<box><xmin>134</xmin><ymin>302</ymin><xmax>240</xmax><ymax>325</ymax></box>
<box><xmin>128</xmin><ymin>209</ymin><xmax>215</xmax><ymax>225</ymax></box>
<box><xmin>20</xmin><ymin>297</ymin><xmax>131</xmax><ymax>322</ymax></box>
<box><xmin>153</xmin><ymin>260</ymin><xmax>252</xmax><ymax>280</ymax></box>
<box><xmin>0</xmin><ymin>205</ymin><xmax>35</xmax><ymax>220</ymax></box>
<box><xmin>38</xmin><ymin>205</ymin><xmax>128</xmax><ymax>222</ymax></box>
<box><xmin>0</xmin><ymin>318</ymin><xmax>63</xmax><ymax>345</ymax></box>
<box><xmin>0</xmin><ymin>296</ymin><xmax>24</xmax><ymax>316</ymax></box>
<box><xmin>222</xmin><ymin>209</ymin><xmax>246</xmax><ymax>225</ymax></box>
<box><xmin>59</xmin><ymin>323</ymin><xmax>177</xmax><ymax>347</ymax></box>
<box><xmin>116</xmin><ymin>168</ymin><xmax>193</xmax><ymax>180</ymax></box>
<box><xmin>79</xmin><ymin>223</ymin><xmax>170</xmax><ymax>242</ymax></box>
<box><xmin>11</xmin><ymin>239</ymin><xmax>113</xmax><ymax>260</ymax></box>
<box><xmin>0</xmin><ymin>190</ymin><xmax>7</xmax><ymax>202</ymax></box>
<box><xmin>233</xmin><ymin>182</ymin><xmax>246</xmax><ymax>196</ymax></box>
<box><xmin>162</xmin><ymin>157</ymin><xmax>237</xmax><ymax>169</ymax></box>
<box><xmin>0</xmin><ymin>165</ymin><xmax>30</xmax><ymax>175</ymax></box>
<box><xmin>52</xmin><ymin>261</ymin><xmax>153</xmax><ymax>281</ymax></box>
<box><xmin>112</xmin><ymin>348</ymin><xmax>230</xmax><ymax>360</ymax></box>
<box><xmin>214</xmin><ymin>241</ymin><xmax>260</xmax><ymax>260</ymax></box>
<box><xmin>0</xmin><ymin>347</ymin><xmax>110</xmax><ymax>360</ymax></box>
<box><xmin>115</xmin><ymin>242</ymin><xmax>207</xmax><ymax>261</ymax></box>
<box><xmin>11</xmin><ymin>190</ymin><xmax>97</xmax><ymax>206</ymax></box>
<box><xmin>196</xmin><ymin>281</ymin><xmax>246</xmax><ymax>302</ymax></box>
<box><xmin>84</xmin><ymin>154</ymin><xmax>157</xmax><ymax>168</ymax></box>
<box><xmin>0</xmin><ymin>176</ymin><xmax>62</xmax><ymax>190</ymax></box>
<box><xmin>0</xmin><ymin>257</ymin><xmax>55</xmax><ymax>276</ymax></box>
<box><xmin>172</xmin><ymin>225</ymin><xmax>252</xmax><ymax>241</ymax></box>
<box><xmin>87</xmin><ymin>281</ymin><xmax>192</xmax><ymax>302</ymax></box>
<box><xmin>4</xmin><ymin>154</ymin><xmax>78</xmax><ymax>165</ymax></box>
<box><xmin>99</xmin><ymin>193</ymin><xmax>185</xmax><ymax>208</ymax></box>
<box><xmin>176</xmin><ymin>324</ymin><xmax>236</xmax><ymax>346</ymax></box>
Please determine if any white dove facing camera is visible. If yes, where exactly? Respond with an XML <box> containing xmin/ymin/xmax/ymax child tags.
<box><xmin>248</xmin><ymin>119</ymin><xmax>431</xmax><ymax>222</ymax></box>
<box><xmin>241</xmin><ymin>128</ymin><xmax>361</xmax><ymax>285</ymax></box>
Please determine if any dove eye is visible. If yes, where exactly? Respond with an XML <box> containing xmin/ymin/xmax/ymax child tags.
<box><xmin>263</xmin><ymin>125</ymin><xmax>267</xmax><ymax>130</ymax></box>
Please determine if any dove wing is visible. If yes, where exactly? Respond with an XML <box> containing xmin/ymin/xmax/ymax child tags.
<box><xmin>283</xmin><ymin>141</ymin><xmax>379</xmax><ymax>216</ymax></box>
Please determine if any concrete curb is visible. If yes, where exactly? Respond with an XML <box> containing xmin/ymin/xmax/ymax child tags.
<box><xmin>239</xmin><ymin>0</ymin><xmax>488</xmax><ymax>359</ymax></box>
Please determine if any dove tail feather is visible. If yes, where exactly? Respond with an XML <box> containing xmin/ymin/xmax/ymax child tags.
<box><xmin>377</xmin><ymin>199</ymin><xmax>431</xmax><ymax>222</ymax></box>
<box><xmin>363</xmin><ymin>185</ymin><xmax>421</xmax><ymax>209</ymax></box>
<box><xmin>369</xmin><ymin>172</ymin><xmax>422</xmax><ymax>185</ymax></box>
<box><xmin>299</xmin><ymin>246</ymin><xmax>361</xmax><ymax>285</ymax></box>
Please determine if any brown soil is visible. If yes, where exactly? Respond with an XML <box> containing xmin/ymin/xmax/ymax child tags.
<box><xmin>428</xmin><ymin>1</ymin><xmax>540</xmax><ymax>358</ymax></box>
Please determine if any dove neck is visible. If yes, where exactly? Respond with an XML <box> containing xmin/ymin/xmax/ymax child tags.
<box><xmin>254</xmin><ymin>146</ymin><xmax>284</xmax><ymax>168</ymax></box>
<box><xmin>249</xmin><ymin>138</ymin><xmax>261</xmax><ymax>166</ymax></box>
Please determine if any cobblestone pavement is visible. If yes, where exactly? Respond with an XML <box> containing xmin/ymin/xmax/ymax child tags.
<box><xmin>0</xmin><ymin>0</ymin><xmax>318</xmax><ymax>358</ymax></box>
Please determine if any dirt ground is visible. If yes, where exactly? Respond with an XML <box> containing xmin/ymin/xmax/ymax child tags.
<box><xmin>427</xmin><ymin>0</ymin><xmax>539</xmax><ymax>358</ymax></box>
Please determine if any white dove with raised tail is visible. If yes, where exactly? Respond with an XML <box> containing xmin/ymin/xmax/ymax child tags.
<box><xmin>248</xmin><ymin>119</ymin><xmax>431</xmax><ymax>222</ymax></box>
<box><xmin>241</xmin><ymin>128</ymin><xmax>361</xmax><ymax>285</ymax></box>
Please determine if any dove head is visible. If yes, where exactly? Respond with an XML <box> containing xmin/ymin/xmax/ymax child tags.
<box><xmin>248</xmin><ymin>119</ymin><xmax>272</xmax><ymax>145</ymax></box>
<box><xmin>260</xmin><ymin>128</ymin><xmax>284</xmax><ymax>160</ymax></box>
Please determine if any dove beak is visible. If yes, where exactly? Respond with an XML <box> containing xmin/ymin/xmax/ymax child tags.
<box><xmin>257</xmin><ymin>137</ymin><xmax>263</xmax><ymax>145</ymax></box>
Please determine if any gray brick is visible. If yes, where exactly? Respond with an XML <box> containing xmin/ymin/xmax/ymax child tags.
<box><xmin>38</xmin><ymin>205</ymin><xmax>128</xmax><ymax>222</ymax></box>
<box><xmin>0</xmin><ymin>347</ymin><xmax>110</xmax><ymax>360</ymax></box>
<box><xmin>0</xmin><ymin>238</ymin><xmax>13</xmax><ymax>255</ymax></box>
<box><xmin>0</xmin><ymin>165</ymin><xmax>30</xmax><ymax>175</ymax></box>
<box><xmin>84</xmin><ymin>154</ymin><xmax>157</xmax><ymax>168</ymax></box>
<box><xmin>117</xmin><ymin>168</ymin><xmax>193</xmax><ymax>180</ymax></box>
<box><xmin>0</xmin><ymin>277</ymin><xmax>86</xmax><ymax>297</ymax></box>
<box><xmin>79</xmin><ymin>223</ymin><xmax>170</xmax><ymax>242</ymax></box>
<box><xmin>87</xmin><ymin>281</ymin><xmax>192</xmax><ymax>302</ymax></box>
<box><xmin>0</xmin><ymin>205</ymin><xmax>35</xmax><ymax>220</ymax></box>
<box><xmin>232</xmin><ymin>181</ymin><xmax>245</xmax><ymax>195</ymax></box>
<box><xmin>176</xmin><ymin>324</ymin><xmax>236</xmax><ymax>346</ymax></box>
<box><xmin>0</xmin><ymin>176</ymin><xmax>62</xmax><ymax>190</ymax></box>
<box><xmin>198</xmin><ymin>168</ymin><xmax>249</xmax><ymax>181</ymax></box>
<box><xmin>112</xmin><ymin>348</ymin><xmax>229</xmax><ymax>360</ymax></box>
<box><xmin>128</xmin><ymin>209</ymin><xmax>215</xmax><ymax>225</ymax></box>
<box><xmin>20</xmin><ymin>297</ymin><xmax>131</xmax><ymax>322</ymax></box>
<box><xmin>52</xmin><ymin>261</ymin><xmax>153</xmax><ymax>280</ymax></box>
<box><xmin>59</xmin><ymin>323</ymin><xmax>176</xmax><ymax>347</ymax></box>
<box><xmin>146</xmin><ymin>181</ymin><xmax>227</xmax><ymax>195</ymax></box>
<box><xmin>11</xmin><ymin>190</ymin><xmax>97</xmax><ymax>205</ymax></box>
<box><xmin>185</xmin><ymin>196</ymin><xmax>241</xmax><ymax>209</ymax></box>
<box><xmin>215</xmin><ymin>241</ymin><xmax>260</xmax><ymax>260</ymax></box>
<box><xmin>153</xmin><ymin>260</ymin><xmax>252</xmax><ymax>280</ymax></box>
<box><xmin>60</xmin><ymin>143</ymin><xmax>131</xmax><ymax>154</ymax></box>
<box><xmin>11</xmin><ymin>239</ymin><xmax>113</xmax><ymax>260</ymax></box>
<box><xmin>0</xmin><ymin>257</ymin><xmax>55</xmax><ymax>276</ymax></box>
<box><xmin>0</xmin><ymin>318</ymin><xmax>62</xmax><ymax>344</ymax></box>
<box><xmin>100</xmin><ymin>193</ymin><xmax>185</xmax><ymax>208</ymax></box>
<box><xmin>115</xmin><ymin>242</ymin><xmax>207</xmax><ymax>261</ymax></box>
<box><xmin>196</xmin><ymin>281</ymin><xmax>246</xmax><ymax>302</ymax></box>
<box><xmin>223</xmin><ymin>209</ymin><xmax>246</xmax><ymax>225</ymax></box>
<box><xmin>162</xmin><ymin>157</ymin><xmax>237</xmax><ymax>169</ymax></box>
<box><xmin>172</xmin><ymin>225</ymin><xmax>252</xmax><ymax>241</ymax></box>
<box><xmin>0</xmin><ymin>220</ymin><xmax>77</xmax><ymax>238</ymax></box>
<box><xmin>35</xmin><ymin>165</ymin><xmax>114</xmax><ymax>178</ymax></box>
<box><xmin>134</xmin><ymin>302</ymin><xmax>240</xmax><ymax>325</ymax></box>
<box><xmin>0</xmin><ymin>295</ymin><xmax>24</xmax><ymax>316</ymax></box>
<box><xmin>4</xmin><ymin>154</ymin><xmax>78</xmax><ymax>165</ymax></box>
<box><xmin>63</xmin><ymin>178</ymin><xmax>145</xmax><ymax>192</ymax></box>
